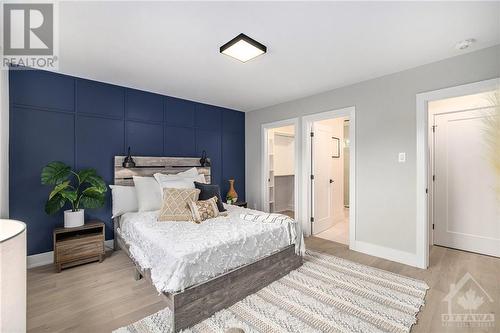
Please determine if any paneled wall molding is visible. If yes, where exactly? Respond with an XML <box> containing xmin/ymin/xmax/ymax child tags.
<box><xmin>125</xmin><ymin>117</ymin><xmax>164</xmax><ymax>125</ymax></box>
<box><xmin>76</xmin><ymin>112</ymin><xmax>125</xmax><ymax>121</ymax></box>
<box><xmin>9</xmin><ymin>67</ymin><xmax>245</xmax><ymax>255</ymax></box>
<box><xmin>11</xmin><ymin>103</ymin><xmax>75</xmax><ymax>115</ymax></box>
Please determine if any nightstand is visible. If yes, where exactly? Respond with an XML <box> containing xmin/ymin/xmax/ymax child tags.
<box><xmin>53</xmin><ymin>220</ymin><xmax>105</xmax><ymax>272</ymax></box>
<box><xmin>232</xmin><ymin>201</ymin><xmax>248</xmax><ymax>208</ymax></box>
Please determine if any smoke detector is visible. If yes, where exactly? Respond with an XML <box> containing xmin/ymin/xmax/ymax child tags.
<box><xmin>455</xmin><ymin>39</ymin><xmax>475</xmax><ymax>50</ymax></box>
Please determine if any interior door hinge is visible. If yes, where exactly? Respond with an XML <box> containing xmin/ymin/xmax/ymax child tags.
<box><xmin>310</xmin><ymin>217</ymin><xmax>314</xmax><ymax>222</ymax></box>
<box><xmin>432</xmin><ymin>224</ymin><xmax>435</xmax><ymax>230</ymax></box>
<box><xmin>425</xmin><ymin>188</ymin><xmax>428</xmax><ymax>194</ymax></box>
<box><xmin>432</xmin><ymin>125</ymin><xmax>437</xmax><ymax>133</ymax></box>
<box><xmin>310</xmin><ymin>174</ymin><xmax>314</xmax><ymax>180</ymax></box>
<box><xmin>310</xmin><ymin>132</ymin><xmax>314</xmax><ymax>137</ymax></box>
<box><xmin>432</xmin><ymin>175</ymin><xmax>435</xmax><ymax>182</ymax></box>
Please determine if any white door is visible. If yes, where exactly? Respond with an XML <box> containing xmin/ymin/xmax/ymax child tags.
<box><xmin>312</xmin><ymin>123</ymin><xmax>334</xmax><ymax>234</ymax></box>
<box><xmin>433</xmin><ymin>108</ymin><xmax>500</xmax><ymax>257</ymax></box>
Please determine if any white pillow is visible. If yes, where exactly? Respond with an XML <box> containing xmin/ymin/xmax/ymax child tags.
<box><xmin>176</xmin><ymin>167</ymin><xmax>199</xmax><ymax>178</ymax></box>
<box><xmin>154</xmin><ymin>173</ymin><xmax>196</xmax><ymax>188</ymax></box>
<box><xmin>196</xmin><ymin>173</ymin><xmax>206</xmax><ymax>184</ymax></box>
<box><xmin>133</xmin><ymin>176</ymin><xmax>162</xmax><ymax>212</ymax></box>
<box><xmin>153</xmin><ymin>172</ymin><xmax>206</xmax><ymax>188</ymax></box>
<box><xmin>158</xmin><ymin>177</ymin><xmax>195</xmax><ymax>189</ymax></box>
<box><xmin>109</xmin><ymin>185</ymin><xmax>138</xmax><ymax>218</ymax></box>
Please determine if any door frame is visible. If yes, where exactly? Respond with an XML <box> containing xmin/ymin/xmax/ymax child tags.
<box><xmin>301</xmin><ymin>106</ymin><xmax>356</xmax><ymax>247</ymax></box>
<box><xmin>416</xmin><ymin>77</ymin><xmax>499</xmax><ymax>269</ymax></box>
<box><xmin>261</xmin><ymin>118</ymin><xmax>300</xmax><ymax>216</ymax></box>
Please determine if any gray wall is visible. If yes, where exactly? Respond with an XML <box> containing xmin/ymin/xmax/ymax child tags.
<box><xmin>245</xmin><ymin>45</ymin><xmax>500</xmax><ymax>254</ymax></box>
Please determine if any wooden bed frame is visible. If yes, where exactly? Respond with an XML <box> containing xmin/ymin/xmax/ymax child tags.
<box><xmin>113</xmin><ymin>156</ymin><xmax>303</xmax><ymax>332</ymax></box>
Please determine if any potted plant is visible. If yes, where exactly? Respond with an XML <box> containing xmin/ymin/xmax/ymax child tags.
<box><xmin>41</xmin><ymin>161</ymin><xmax>107</xmax><ymax>228</ymax></box>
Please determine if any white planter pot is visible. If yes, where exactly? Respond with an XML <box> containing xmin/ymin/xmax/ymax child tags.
<box><xmin>64</xmin><ymin>209</ymin><xmax>84</xmax><ymax>228</ymax></box>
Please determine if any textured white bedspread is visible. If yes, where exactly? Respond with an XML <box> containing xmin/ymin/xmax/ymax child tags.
<box><xmin>118</xmin><ymin>205</ymin><xmax>294</xmax><ymax>293</ymax></box>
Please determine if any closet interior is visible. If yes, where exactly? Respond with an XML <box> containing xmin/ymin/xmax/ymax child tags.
<box><xmin>266</xmin><ymin>125</ymin><xmax>295</xmax><ymax>218</ymax></box>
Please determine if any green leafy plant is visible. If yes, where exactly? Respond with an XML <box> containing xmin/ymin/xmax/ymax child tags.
<box><xmin>41</xmin><ymin>161</ymin><xmax>107</xmax><ymax>215</ymax></box>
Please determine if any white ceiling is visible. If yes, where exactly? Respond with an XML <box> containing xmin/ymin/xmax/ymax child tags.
<box><xmin>58</xmin><ymin>1</ymin><xmax>500</xmax><ymax>112</ymax></box>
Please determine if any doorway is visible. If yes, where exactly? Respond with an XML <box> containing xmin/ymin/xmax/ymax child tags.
<box><xmin>416</xmin><ymin>78</ymin><xmax>500</xmax><ymax>268</ymax></box>
<box><xmin>302</xmin><ymin>107</ymin><xmax>356</xmax><ymax>246</ymax></box>
<box><xmin>261</xmin><ymin>119</ymin><xmax>299</xmax><ymax>218</ymax></box>
<box><xmin>429</xmin><ymin>91</ymin><xmax>499</xmax><ymax>257</ymax></box>
<box><xmin>310</xmin><ymin>117</ymin><xmax>350</xmax><ymax>244</ymax></box>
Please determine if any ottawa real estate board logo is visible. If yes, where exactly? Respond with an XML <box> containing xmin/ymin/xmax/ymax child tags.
<box><xmin>2</xmin><ymin>1</ymin><xmax>58</xmax><ymax>70</ymax></box>
<box><xmin>442</xmin><ymin>272</ymin><xmax>495</xmax><ymax>328</ymax></box>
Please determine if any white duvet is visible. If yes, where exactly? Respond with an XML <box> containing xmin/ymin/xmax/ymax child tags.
<box><xmin>118</xmin><ymin>205</ymin><xmax>298</xmax><ymax>293</ymax></box>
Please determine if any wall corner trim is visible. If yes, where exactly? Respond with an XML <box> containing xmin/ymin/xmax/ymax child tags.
<box><xmin>0</xmin><ymin>69</ymin><xmax>9</xmax><ymax>218</ymax></box>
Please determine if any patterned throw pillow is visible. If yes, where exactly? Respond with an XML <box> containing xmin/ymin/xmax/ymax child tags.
<box><xmin>187</xmin><ymin>196</ymin><xmax>219</xmax><ymax>223</ymax></box>
<box><xmin>158</xmin><ymin>188</ymin><xmax>200</xmax><ymax>221</ymax></box>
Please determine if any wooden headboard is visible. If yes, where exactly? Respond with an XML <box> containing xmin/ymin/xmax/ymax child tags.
<box><xmin>114</xmin><ymin>156</ymin><xmax>211</xmax><ymax>186</ymax></box>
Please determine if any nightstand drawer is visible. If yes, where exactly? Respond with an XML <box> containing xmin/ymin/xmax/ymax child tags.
<box><xmin>57</xmin><ymin>234</ymin><xmax>103</xmax><ymax>247</ymax></box>
<box><xmin>56</xmin><ymin>241</ymin><xmax>104</xmax><ymax>262</ymax></box>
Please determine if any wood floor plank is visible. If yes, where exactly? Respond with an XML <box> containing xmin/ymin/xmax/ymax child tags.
<box><xmin>27</xmin><ymin>237</ymin><xmax>500</xmax><ymax>332</ymax></box>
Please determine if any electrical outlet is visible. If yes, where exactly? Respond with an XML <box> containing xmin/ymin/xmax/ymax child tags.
<box><xmin>398</xmin><ymin>152</ymin><xmax>406</xmax><ymax>163</ymax></box>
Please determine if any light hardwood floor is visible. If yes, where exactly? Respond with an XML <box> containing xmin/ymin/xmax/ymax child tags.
<box><xmin>315</xmin><ymin>208</ymin><xmax>349</xmax><ymax>245</ymax></box>
<box><xmin>27</xmin><ymin>237</ymin><xmax>500</xmax><ymax>332</ymax></box>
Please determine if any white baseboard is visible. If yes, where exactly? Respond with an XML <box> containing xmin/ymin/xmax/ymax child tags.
<box><xmin>27</xmin><ymin>239</ymin><xmax>114</xmax><ymax>269</ymax></box>
<box><xmin>27</xmin><ymin>251</ymin><xmax>53</xmax><ymax>269</ymax></box>
<box><xmin>350</xmin><ymin>240</ymin><xmax>421</xmax><ymax>268</ymax></box>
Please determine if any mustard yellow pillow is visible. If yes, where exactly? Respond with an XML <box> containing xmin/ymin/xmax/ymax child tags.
<box><xmin>158</xmin><ymin>188</ymin><xmax>200</xmax><ymax>221</ymax></box>
<box><xmin>187</xmin><ymin>197</ymin><xmax>219</xmax><ymax>223</ymax></box>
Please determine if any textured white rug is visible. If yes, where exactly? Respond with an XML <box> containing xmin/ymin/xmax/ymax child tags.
<box><xmin>114</xmin><ymin>250</ymin><xmax>429</xmax><ymax>333</ymax></box>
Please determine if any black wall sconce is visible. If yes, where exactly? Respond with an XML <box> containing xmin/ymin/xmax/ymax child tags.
<box><xmin>122</xmin><ymin>147</ymin><xmax>136</xmax><ymax>168</ymax></box>
<box><xmin>199</xmin><ymin>150</ymin><xmax>211</xmax><ymax>167</ymax></box>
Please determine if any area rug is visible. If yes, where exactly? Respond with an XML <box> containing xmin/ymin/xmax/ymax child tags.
<box><xmin>114</xmin><ymin>250</ymin><xmax>429</xmax><ymax>333</ymax></box>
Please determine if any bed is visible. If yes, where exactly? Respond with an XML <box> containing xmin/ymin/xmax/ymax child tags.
<box><xmin>112</xmin><ymin>156</ymin><xmax>303</xmax><ymax>332</ymax></box>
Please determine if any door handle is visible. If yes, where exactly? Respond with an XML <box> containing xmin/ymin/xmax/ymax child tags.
<box><xmin>329</xmin><ymin>179</ymin><xmax>334</xmax><ymax>184</ymax></box>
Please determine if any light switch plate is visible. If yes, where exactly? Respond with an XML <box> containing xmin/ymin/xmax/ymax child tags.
<box><xmin>398</xmin><ymin>152</ymin><xmax>406</xmax><ymax>163</ymax></box>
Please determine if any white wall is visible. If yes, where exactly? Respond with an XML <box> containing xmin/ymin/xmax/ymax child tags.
<box><xmin>273</xmin><ymin>133</ymin><xmax>294</xmax><ymax>176</ymax></box>
<box><xmin>245</xmin><ymin>45</ymin><xmax>500</xmax><ymax>256</ymax></box>
<box><xmin>429</xmin><ymin>91</ymin><xmax>495</xmax><ymax>113</ymax></box>
<box><xmin>0</xmin><ymin>70</ymin><xmax>8</xmax><ymax>218</ymax></box>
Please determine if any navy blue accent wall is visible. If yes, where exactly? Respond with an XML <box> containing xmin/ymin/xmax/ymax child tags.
<box><xmin>9</xmin><ymin>68</ymin><xmax>245</xmax><ymax>255</ymax></box>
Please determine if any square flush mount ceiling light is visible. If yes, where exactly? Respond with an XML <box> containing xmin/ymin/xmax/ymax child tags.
<box><xmin>220</xmin><ymin>33</ymin><xmax>267</xmax><ymax>62</ymax></box>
